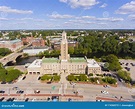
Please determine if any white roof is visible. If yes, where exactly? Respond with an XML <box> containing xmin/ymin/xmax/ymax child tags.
<box><xmin>28</xmin><ymin>59</ymin><xmax>42</xmax><ymax>68</ymax></box>
<box><xmin>87</xmin><ymin>59</ymin><xmax>100</xmax><ymax>68</ymax></box>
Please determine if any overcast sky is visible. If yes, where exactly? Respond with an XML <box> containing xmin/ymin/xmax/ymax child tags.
<box><xmin>0</xmin><ymin>0</ymin><xmax>135</xmax><ymax>30</ymax></box>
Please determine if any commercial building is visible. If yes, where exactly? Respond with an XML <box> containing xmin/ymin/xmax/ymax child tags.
<box><xmin>0</xmin><ymin>39</ymin><xmax>23</xmax><ymax>51</ymax></box>
<box><xmin>22</xmin><ymin>36</ymin><xmax>45</xmax><ymax>47</ymax></box>
<box><xmin>27</xmin><ymin>31</ymin><xmax>101</xmax><ymax>75</ymax></box>
<box><xmin>32</xmin><ymin>38</ymin><xmax>45</xmax><ymax>47</ymax></box>
<box><xmin>53</xmin><ymin>41</ymin><xmax>78</xmax><ymax>50</ymax></box>
<box><xmin>22</xmin><ymin>36</ymin><xmax>34</xmax><ymax>44</ymax></box>
<box><xmin>23</xmin><ymin>47</ymin><xmax>49</xmax><ymax>55</ymax></box>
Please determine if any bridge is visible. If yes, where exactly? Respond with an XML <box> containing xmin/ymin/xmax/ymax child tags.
<box><xmin>0</xmin><ymin>52</ymin><xmax>24</xmax><ymax>66</ymax></box>
<box><xmin>0</xmin><ymin>43</ymin><xmax>31</xmax><ymax>66</ymax></box>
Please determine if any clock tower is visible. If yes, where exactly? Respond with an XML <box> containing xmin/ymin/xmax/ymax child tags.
<box><xmin>60</xmin><ymin>31</ymin><xmax>70</xmax><ymax>62</ymax></box>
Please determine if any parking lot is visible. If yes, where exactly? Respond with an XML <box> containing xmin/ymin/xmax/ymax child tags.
<box><xmin>119</xmin><ymin>59</ymin><xmax>135</xmax><ymax>81</ymax></box>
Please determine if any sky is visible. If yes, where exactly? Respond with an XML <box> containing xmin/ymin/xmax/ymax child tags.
<box><xmin>0</xmin><ymin>0</ymin><xmax>135</xmax><ymax>30</ymax></box>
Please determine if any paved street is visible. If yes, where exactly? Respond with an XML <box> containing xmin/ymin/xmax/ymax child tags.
<box><xmin>0</xmin><ymin>74</ymin><xmax>134</xmax><ymax>101</ymax></box>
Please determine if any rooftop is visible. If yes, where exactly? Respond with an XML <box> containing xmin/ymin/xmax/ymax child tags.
<box><xmin>0</xmin><ymin>39</ymin><xmax>22</xmax><ymax>44</ymax></box>
<box><xmin>10</xmin><ymin>39</ymin><xmax>22</xmax><ymax>44</ymax></box>
<box><xmin>28</xmin><ymin>59</ymin><xmax>42</xmax><ymax>68</ymax></box>
<box><xmin>70</xmin><ymin>58</ymin><xmax>86</xmax><ymax>63</ymax></box>
<box><xmin>42</xmin><ymin>57</ymin><xmax>59</xmax><ymax>63</ymax></box>
<box><xmin>87</xmin><ymin>59</ymin><xmax>100</xmax><ymax>68</ymax></box>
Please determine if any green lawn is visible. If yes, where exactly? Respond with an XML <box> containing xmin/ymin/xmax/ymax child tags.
<box><xmin>0</xmin><ymin>65</ymin><xmax>23</xmax><ymax>83</ymax></box>
<box><xmin>6</xmin><ymin>67</ymin><xmax>15</xmax><ymax>71</ymax></box>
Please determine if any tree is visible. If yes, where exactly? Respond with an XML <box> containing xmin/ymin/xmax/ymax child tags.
<box><xmin>102</xmin><ymin>77</ymin><xmax>117</xmax><ymax>84</ymax></box>
<box><xmin>105</xmin><ymin>54</ymin><xmax>122</xmax><ymax>71</ymax></box>
<box><xmin>117</xmin><ymin>70</ymin><xmax>132</xmax><ymax>83</ymax></box>
<box><xmin>68</xmin><ymin>47</ymin><xmax>74</xmax><ymax>55</ymax></box>
<box><xmin>121</xmin><ymin>41</ymin><xmax>130</xmax><ymax>53</ymax></box>
<box><xmin>131</xmin><ymin>42</ymin><xmax>135</xmax><ymax>54</ymax></box>
<box><xmin>0</xmin><ymin>48</ymin><xmax>12</xmax><ymax>56</ymax></box>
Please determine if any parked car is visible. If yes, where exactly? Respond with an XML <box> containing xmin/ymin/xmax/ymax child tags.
<box><xmin>125</xmin><ymin>63</ymin><xmax>129</xmax><ymax>66</ymax></box>
<box><xmin>16</xmin><ymin>90</ymin><xmax>24</xmax><ymax>94</ymax></box>
<box><xmin>103</xmin><ymin>85</ymin><xmax>110</xmax><ymax>88</ymax></box>
<box><xmin>8</xmin><ymin>81</ymin><xmax>13</xmax><ymax>84</ymax></box>
<box><xmin>22</xmin><ymin>76</ymin><xmax>26</xmax><ymax>80</ymax></box>
<box><xmin>12</xmin><ymin>87</ymin><xmax>19</xmax><ymax>90</ymax></box>
<box><xmin>127</xmin><ymin>68</ymin><xmax>130</xmax><ymax>71</ymax></box>
<box><xmin>51</xmin><ymin>96</ymin><xmax>59</xmax><ymax>101</ymax></box>
<box><xmin>10</xmin><ymin>98</ymin><xmax>15</xmax><ymax>101</ymax></box>
<box><xmin>32</xmin><ymin>98</ymin><xmax>36</xmax><ymax>101</ymax></box>
<box><xmin>68</xmin><ymin>98</ymin><xmax>72</xmax><ymax>102</ymax></box>
<box><xmin>34</xmin><ymin>90</ymin><xmax>40</xmax><ymax>94</ymax></box>
<box><xmin>47</xmin><ymin>81</ymin><xmax>51</xmax><ymax>84</ymax></box>
<box><xmin>47</xmin><ymin>97</ymin><xmax>50</xmax><ymax>101</ymax></box>
<box><xmin>25</xmin><ymin>98</ymin><xmax>29</xmax><ymax>102</ymax></box>
<box><xmin>101</xmin><ymin>91</ymin><xmax>109</xmax><ymax>94</ymax></box>
<box><xmin>130</xmin><ymin>63</ymin><xmax>135</xmax><ymax>66</ymax></box>
<box><xmin>119</xmin><ymin>78</ymin><xmax>124</xmax><ymax>82</ymax></box>
<box><xmin>1</xmin><ymin>81</ymin><xmax>6</xmax><ymax>84</ymax></box>
<box><xmin>0</xmin><ymin>97</ymin><xmax>5</xmax><ymax>101</ymax></box>
<box><xmin>0</xmin><ymin>90</ymin><xmax>5</xmax><ymax>93</ymax></box>
<box><xmin>38</xmin><ymin>77</ymin><xmax>41</xmax><ymax>80</ymax></box>
<box><xmin>6</xmin><ymin>98</ymin><xmax>12</xmax><ymax>102</ymax></box>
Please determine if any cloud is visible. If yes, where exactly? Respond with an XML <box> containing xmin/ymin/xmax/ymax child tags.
<box><xmin>0</xmin><ymin>6</ymin><xmax>33</xmax><ymax>14</ymax></box>
<box><xmin>100</xmin><ymin>3</ymin><xmax>107</xmax><ymax>8</ymax></box>
<box><xmin>81</xmin><ymin>15</ymin><xmax>96</xmax><ymax>19</ymax></box>
<box><xmin>59</xmin><ymin>0</ymin><xmax>67</xmax><ymax>3</ymax></box>
<box><xmin>59</xmin><ymin>0</ymin><xmax>99</xmax><ymax>9</ymax></box>
<box><xmin>80</xmin><ymin>15</ymin><xmax>124</xmax><ymax>22</ymax></box>
<box><xmin>116</xmin><ymin>1</ymin><xmax>135</xmax><ymax>14</ymax></box>
<box><xmin>48</xmin><ymin>13</ymin><xmax>74</xmax><ymax>19</ymax></box>
<box><xmin>0</xmin><ymin>17</ymin><xmax>9</xmax><ymax>20</ymax></box>
<box><xmin>96</xmin><ymin>17</ymin><xmax>124</xmax><ymax>22</ymax></box>
<box><xmin>128</xmin><ymin>14</ymin><xmax>135</xmax><ymax>20</ymax></box>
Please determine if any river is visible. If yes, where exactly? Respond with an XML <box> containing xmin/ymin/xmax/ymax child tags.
<box><xmin>16</xmin><ymin>56</ymin><xmax>40</xmax><ymax>65</ymax></box>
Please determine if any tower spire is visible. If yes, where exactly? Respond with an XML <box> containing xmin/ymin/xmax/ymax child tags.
<box><xmin>60</xmin><ymin>31</ymin><xmax>70</xmax><ymax>62</ymax></box>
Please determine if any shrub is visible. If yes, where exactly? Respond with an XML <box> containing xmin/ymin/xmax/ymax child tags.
<box><xmin>41</xmin><ymin>75</ymin><xmax>52</xmax><ymax>81</ymax></box>
<box><xmin>89</xmin><ymin>77</ymin><xmax>99</xmax><ymax>83</ymax></box>
<box><xmin>78</xmin><ymin>74</ymin><xmax>88</xmax><ymax>81</ymax></box>
<box><xmin>89</xmin><ymin>73</ymin><xmax>93</xmax><ymax>76</ymax></box>
<box><xmin>102</xmin><ymin>77</ymin><xmax>117</xmax><ymax>84</ymax></box>
<box><xmin>67</xmin><ymin>75</ymin><xmax>75</xmax><ymax>81</ymax></box>
<box><xmin>53</xmin><ymin>75</ymin><xmax>60</xmax><ymax>81</ymax></box>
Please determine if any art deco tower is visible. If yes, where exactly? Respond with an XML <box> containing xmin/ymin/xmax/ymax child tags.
<box><xmin>60</xmin><ymin>31</ymin><xmax>70</xmax><ymax>62</ymax></box>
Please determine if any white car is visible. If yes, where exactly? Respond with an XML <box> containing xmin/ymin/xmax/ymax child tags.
<box><xmin>32</xmin><ymin>98</ymin><xmax>36</xmax><ymax>101</ymax></box>
<box><xmin>101</xmin><ymin>91</ymin><xmax>109</xmax><ymax>94</ymax></box>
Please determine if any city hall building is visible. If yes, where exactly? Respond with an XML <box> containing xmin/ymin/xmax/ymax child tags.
<box><xmin>27</xmin><ymin>31</ymin><xmax>101</xmax><ymax>75</ymax></box>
